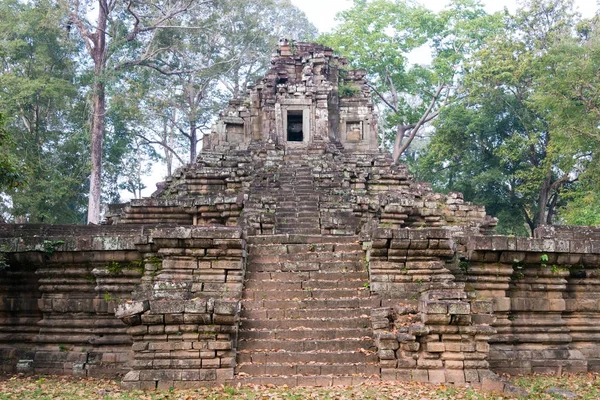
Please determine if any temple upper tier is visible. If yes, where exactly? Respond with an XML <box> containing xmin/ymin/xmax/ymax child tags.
<box><xmin>205</xmin><ymin>40</ymin><xmax>378</xmax><ymax>152</ymax></box>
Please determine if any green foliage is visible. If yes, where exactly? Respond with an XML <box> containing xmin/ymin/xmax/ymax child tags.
<box><xmin>106</xmin><ymin>261</ymin><xmax>124</xmax><ymax>275</ymax></box>
<box><xmin>42</xmin><ymin>240</ymin><xmax>64</xmax><ymax>255</ymax></box>
<box><xmin>339</xmin><ymin>82</ymin><xmax>361</xmax><ymax>97</ymax></box>
<box><xmin>458</xmin><ymin>260</ymin><xmax>471</xmax><ymax>274</ymax></box>
<box><xmin>1</xmin><ymin>0</ymin><xmax>316</xmax><ymax>222</ymax></box>
<box><xmin>0</xmin><ymin>113</ymin><xmax>23</xmax><ymax>192</ymax></box>
<box><xmin>559</xmin><ymin>175</ymin><xmax>600</xmax><ymax>226</ymax></box>
<box><xmin>320</xmin><ymin>0</ymin><xmax>501</xmax><ymax>154</ymax></box>
<box><xmin>0</xmin><ymin>0</ymin><xmax>88</xmax><ymax>223</ymax></box>
<box><xmin>127</xmin><ymin>0</ymin><xmax>318</xmax><ymax>170</ymax></box>
<box><xmin>0</xmin><ymin>251</ymin><xmax>8</xmax><ymax>271</ymax></box>
<box><xmin>103</xmin><ymin>292</ymin><xmax>116</xmax><ymax>302</ymax></box>
<box><xmin>415</xmin><ymin>0</ymin><xmax>599</xmax><ymax>234</ymax></box>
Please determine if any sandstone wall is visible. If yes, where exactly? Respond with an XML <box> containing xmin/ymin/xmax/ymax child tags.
<box><xmin>0</xmin><ymin>224</ymin><xmax>244</xmax><ymax>385</ymax></box>
<box><xmin>365</xmin><ymin>227</ymin><xmax>496</xmax><ymax>388</ymax></box>
<box><xmin>0</xmin><ymin>225</ymin><xmax>150</xmax><ymax>376</ymax></box>
<box><xmin>451</xmin><ymin>229</ymin><xmax>600</xmax><ymax>375</ymax></box>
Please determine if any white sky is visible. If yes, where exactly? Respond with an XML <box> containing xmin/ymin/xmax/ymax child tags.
<box><xmin>134</xmin><ymin>0</ymin><xmax>599</xmax><ymax>200</ymax></box>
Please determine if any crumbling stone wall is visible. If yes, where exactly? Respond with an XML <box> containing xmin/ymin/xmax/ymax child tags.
<box><xmin>0</xmin><ymin>224</ymin><xmax>244</xmax><ymax>385</ymax></box>
<box><xmin>117</xmin><ymin>226</ymin><xmax>245</xmax><ymax>389</ymax></box>
<box><xmin>0</xmin><ymin>225</ymin><xmax>149</xmax><ymax>376</ymax></box>
<box><xmin>449</xmin><ymin>227</ymin><xmax>600</xmax><ymax>376</ymax></box>
<box><xmin>364</xmin><ymin>227</ymin><xmax>496</xmax><ymax>388</ymax></box>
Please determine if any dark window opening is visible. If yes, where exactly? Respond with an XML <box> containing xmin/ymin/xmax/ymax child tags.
<box><xmin>287</xmin><ymin>111</ymin><xmax>303</xmax><ymax>142</ymax></box>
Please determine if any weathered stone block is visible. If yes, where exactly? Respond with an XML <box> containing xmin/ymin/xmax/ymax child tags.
<box><xmin>445</xmin><ymin>369</ymin><xmax>465</xmax><ymax>384</ymax></box>
<box><xmin>427</xmin><ymin>342</ymin><xmax>445</xmax><ymax>352</ymax></box>
<box><xmin>423</xmin><ymin>301</ymin><xmax>448</xmax><ymax>314</ymax></box>
<box><xmin>448</xmin><ymin>302</ymin><xmax>470</xmax><ymax>315</ymax></box>
<box><xmin>150</xmin><ymin>300</ymin><xmax>185</xmax><ymax>314</ymax></box>
<box><xmin>428</xmin><ymin>369</ymin><xmax>446</xmax><ymax>384</ymax></box>
<box><xmin>422</xmin><ymin>314</ymin><xmax>451</xmax><ymax>325</ymax></box>
<box><xmin>115</xmin><ymin>300</ymin><xmax>149</xmax><ymax>319</ymax></box>
<box><xmin>213</xmin><ymin>300</ymin><xmax>238</xmax><ymax>315</ymax></box>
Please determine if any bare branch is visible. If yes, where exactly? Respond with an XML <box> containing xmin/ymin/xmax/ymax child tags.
<box><xmin>385</xmin><ymin>67</ymin><xmax>399</xmax><ymax>109</ymax></box>
<box><xmin>125</xmin><ymin>0</ymin><xmax>212</xmax><ymax>42</ymax></box>
<box><xmin>393</xmin><ymin>84</ymin><xmax>446</xmax><ymax>163</ymax></box>
<box><xmin>177</xmin><ymin>126</ymin><xmax>192</xmax><ymax>139</ymax></box>
<box><xmin>135</xmin><ymin>133</ymin><xmax>185</xmax><ymax>165</ymax></box>
<box><xmin>59</xmin><ymin>0</ymin><xmax>95</xmax><ymax>54</ymax></box>
<box><xmin>366</xmin><ymin>82</ymin><xmax>398</xmax><ymax>113</ymax></box>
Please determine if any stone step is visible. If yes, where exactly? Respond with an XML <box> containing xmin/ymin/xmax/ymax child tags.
<box><xmin>241</xmin><ymin>307</ymin><xmax>370</xmax><ymax>320</ymax></box>
<box><xmin>248</xmin><ymin>244</ymin><xmax>363</xmax><ymax>255</ymax></box>
<box><xmin>228</xmin><ymin>375</ymin><xmax>376</xmax><ymax>387</ymax></box>
<box><xmin>274</xmin><ymin>198</ymin><xmax>319</xmax><ymax>205</ymax></box>
<box><xmin>248</xmin><ymin>252</ymin><xmax>364</xmax><ymax>263</ymax></box>
<box><xmin>247</xmin><ymin>271</ymin><xmax>369</xmax><ymax>282</ymax></box>
<box><xmin>238</xmin><ymin>338</ymin><xmax>374</xmax><ymax>352</ymax></box>
<box><xmin>237</xmin><ymin>351</ymin><xmax>378</xmax><ymax>366</ymax></box>
<box><xmin>238</xmin><ymin>327</ymin><xmax>373</xmax><ymax>341</ymax></box>
<box><xmin>246</xmin><ymin>261</ymin><xmax>367</xmax><ymax>272</ymax></box>
<box><xmin>242</xmin><ymin>297</ymin><xmax>380</xmax><ymax>310</ymax></box>
<box><xmin>276</xmin><ymin>223</ymin><xmax>319</xmax><ymax>229</ymax></box>
<box><xmin>237</xmin><ymin>363</ymin><xmax>380</xmax><ymax>378</ymax></box>
<box><xmin>244</xmin><ymin>279</ymin><xmax>367</xmax><ymax>290</ymax></box>
<box><xmin>294</xmin><ymin>218</ymin><xmax>322</xmax><ymax>223</ymax></box>
<box><xmin>276</xmin><ymin>228</ymin><xmax>321</xmax><ymax>234</ymax></box>
<box><xmin>246</xmin><ymin>235</ymin><xmax>359</xmax><ymax>245</ymax></box>
<box><xmin>240</xmin><ymin>317</ymin><xmax>371</xmax><ymax>330</ymax></box>
<box><xmin>241</xmin><ymin>287</ymin><xmax>371</xmax><ymax>300</ymax></box>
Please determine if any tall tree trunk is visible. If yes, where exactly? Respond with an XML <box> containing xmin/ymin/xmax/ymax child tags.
<box><xmin>165</xmin><ymin>117</ymin><xmax>173</xmax><ymax>177</ymax></box>
<box><xmin>190</xmin><ymin>124</ymin><xmax>197</xmax><ymax>163</ymax></box>
<box><xmin>537</xmin><ymin>172</ymin><xmax>552</xmax><ymax>228</ymax></box>
<box><xmin>392</xmin><ymin>125</ymin><xmax>408</xmax><ymax>164</ymax></box>
<box><xmin>88</xmin><ymin>80</ymin><xmax>105</xmax><ymax>224</ymax></box>
<box><xmin>75</xmin><ymin>1</ymin><xmax>107</xmax><ymax>224</ymax></box>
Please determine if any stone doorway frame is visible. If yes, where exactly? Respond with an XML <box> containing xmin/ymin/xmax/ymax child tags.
<box><xmin>275</xmin><ymin>99</ymin><xmax>313</xmax><ymax>145</ymax></box>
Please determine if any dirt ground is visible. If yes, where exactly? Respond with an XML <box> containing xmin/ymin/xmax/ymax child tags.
<box><xmin>0</xmin><ymin>373</ymin><xmax>598</xmax><ymax>399</ymax></box>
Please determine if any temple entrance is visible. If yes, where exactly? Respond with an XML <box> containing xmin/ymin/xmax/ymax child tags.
<box><xmin>287</xmin><ymin>110</ymin><xmax>304</xmax><ymax>142</ymax></box>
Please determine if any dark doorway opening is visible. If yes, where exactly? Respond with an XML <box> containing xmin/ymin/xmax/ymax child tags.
<box><xmin>287</xmin><ymin>111</ymin><xmax>303</xmax><ymax>142</ymax></box>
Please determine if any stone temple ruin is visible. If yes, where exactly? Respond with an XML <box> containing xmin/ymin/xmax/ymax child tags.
<box><xmin>2</xmin><ymin>41</ymin><xmax>600</xmax><ymax>393</ymax></box>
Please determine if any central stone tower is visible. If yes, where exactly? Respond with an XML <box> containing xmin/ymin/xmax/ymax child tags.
<box><xmin>205</xmin><ymin>39</ymin><xmax>378</xmax><ymax>153</ymax></box>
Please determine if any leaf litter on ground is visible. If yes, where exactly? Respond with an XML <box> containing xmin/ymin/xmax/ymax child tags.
<box><xmin>1</xmin><ymin>373</ymin><xmax>600</xmax><ymax>399</ymax></box>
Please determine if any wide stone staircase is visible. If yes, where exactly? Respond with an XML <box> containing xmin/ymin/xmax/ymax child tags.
<box><xmin>235</xmin><ymin>235</ymin><xmax>380</xmax><ymax>385</ymax></box>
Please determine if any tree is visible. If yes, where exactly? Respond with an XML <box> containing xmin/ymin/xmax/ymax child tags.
<box><xmin>216</xmin><ymin>0</ymin><xmax>318</xmax><ymax>99</ymax></box>
<box><xmin>417</xmin><ymin>0</ymin><xmax>598</xmax><ymax>234</ymax></box>
<box><xmin>131</xmin><ymin>0</ymin><xmax>317</xmax><ymax>170</ymax></box>
<box><xmin>0</xmin><ymin>113</ymin><xmax>22</xmax><ymax>193</ymax></box>
<box><xmin>62</xmin><ymin>0</ymin><xmax>212</xmax><ymax>223</ymax></box>
<box><xmin>0</xmin><ymin>0</ymin><xmax>88</xmax><ymax>223</ymax></box>
<box><xmin>320</xmin><ymin>0</ymin><xmax>501</xmax><ymax>162</ymax></box>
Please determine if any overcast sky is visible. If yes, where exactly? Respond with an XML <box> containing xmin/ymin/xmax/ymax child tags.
<box><xmin>290</xmin><ymin>0</ymin><xmax>599</xmax><ymax>33</ymax></box>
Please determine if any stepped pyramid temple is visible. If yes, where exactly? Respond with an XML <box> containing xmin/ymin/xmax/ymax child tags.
<box><xmin>2</xmin><ymin>41</ymin><xmax>600</xmax><ymax>393</ymax></box>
